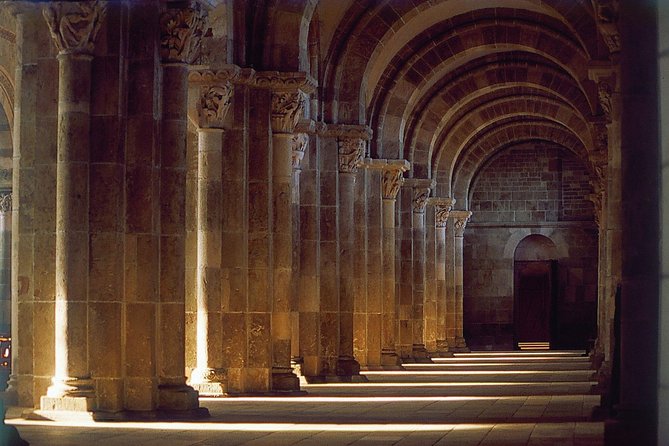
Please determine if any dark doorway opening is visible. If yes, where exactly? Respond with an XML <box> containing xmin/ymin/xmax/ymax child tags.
<box><xmin>514</xmin><ymin>260</ymin><xmax>557</xmax><ymax>348</ymax></box>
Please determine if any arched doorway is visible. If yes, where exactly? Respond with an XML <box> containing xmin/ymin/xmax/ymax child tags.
<box><xmin>513</xmin><ymin>235</ymin><xmax>558</xmax><ymax>349</ymax></box>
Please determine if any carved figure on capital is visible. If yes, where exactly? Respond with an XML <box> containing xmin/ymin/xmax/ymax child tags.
<box><xmin>338</xmin><ymin>138</ymin><xmax>365</xmax><ymax>173</ymax></box>
<box><xmin>271</xmin><ymin>91</ymin><xmax>306</xmax><ymax>134</ymax></box>
<box><xmin>597</xmin><ymin>81</ymin><xmax>613</xmax><ymax>121</ymax></box>
<box><xmin>593</xmin><ymin>0</ymin><xmax>620</xmax><ymax>53</ymax></box>
<box><xmin>291</xmin><ymin>133</ymin><xmax>309</xmax><ymax>169</ymax></box>
<box><xmin>197</xmin><ymin>83</ymin><xmax>233</xmax><ymax>129</ymax></box>
<box><xmin>43</xmin><ymin>1</ymin><xmax>107</xmax><ymax>55</ymax></box>
<box><xmin>160</xmin><ymin>2</ymin><xmax>207</xmax><ymax>64</ymax></box>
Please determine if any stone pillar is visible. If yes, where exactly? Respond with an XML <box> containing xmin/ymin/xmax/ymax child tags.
<box><xmin>157</xmin><ymin>2</ymin><xmax>206</xmax><ymax>412</ymax></box>
<box><xmin>40</xmin><ymin>2</ymin><xmax>106</xmax><ymax>413</ymax></box>
<box><xmin>336</xmin><ymin>132</ymin><xmax>367</xmax><ymax>377</ymax></box>
<box><xmin>450</xmin><ymin>210</ymin><xmax>472</xmax><ymax>352</ymax></box>
<box><xmin>262</xmin><ymin>72</ymin><xmax>315</xmax><ymax>391</ymax></box>
<box><xmin>187</xmin><ymin>68</ymin><xmax>238</xmax><ymax>395</ymax></box>
<box><xmin>430</xmin><ymin>198</ymin><xmax>454</xmax><ymax>356</ymax></box>
<box><xmin>404</xmin><ymin>179</ymin><xmax>434</xmax><ymax>361</ymax></box>
<box><xmin>353</xmin><ymin>162</ymin><xmax>370</xmax><ymax>368</ymax></box>
<box><xmin>380</xmin><ymin>161</ymin><xmax>408</xmax><ymax>366</ymax></box>
<box><xmin>7</xmin><ymin>7</ymin><xmax>38</xmax><ymax>408</ymax></box>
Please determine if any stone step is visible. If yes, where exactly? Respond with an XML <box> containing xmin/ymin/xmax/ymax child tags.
<box><xmin>402</xmin><ymin>361</ymin><xmax>594</xmax><ymax>371</ymax></box>
<box><xmin>302</xmin><ymin>380</ymin><xmax>597</xmax><ymax>397</ymax></box>
<box><xmin>362</xmin><ymin>370</ymin><xmax>596</xmax><ymax>383</ymax></box>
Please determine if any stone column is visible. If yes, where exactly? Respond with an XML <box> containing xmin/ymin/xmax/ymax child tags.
<box><xmin>450</xmin><ymin>210</ymin><xmax>472</xmax><ymax>352</ymax></box>
<box><xmin>380</xmin><ymin>161</ymin><xmax>409</xmax><ymax>366</ymax></box>
<box><xmin>261</xmin><ymin>72</ymin><xmax>315</xmax><ymax>391</ymax></box>
<box><xmin>290</xmin><ymin>130</ymin><xmax>309</xmax><ymax>375</ymax></box>
<box><xmin>337</xmin><ymin>132</ymin><xmax>368</xmax><ymax>377</ymax></box>
<box><xmin>404</xmin><ymin>179</ymin><xmax>434</xmax><ymax>361</ymax></box>
<box><xmin>40</xmin><ymin>2</ymin><xmax>106</xmax><ymax>413</ymax></box>
<box><xmin>158</xmin><ymin>2</ymin><xmax>206</xmax><ymax>412</ymax></box>
<box><xmin>431</xmin><ymin>198</ymin><xmax>454</xmax><ymax>356</ymax></box>
<box><xmin>187</xmin><ymin>68</ymin><xmax>238</xmax><ymax>395</ymax></box>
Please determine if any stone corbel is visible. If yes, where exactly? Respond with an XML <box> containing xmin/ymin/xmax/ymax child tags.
<box><xmin>429</xmin><ymin>197</ymin><xmax>456</xmax><ymax>228</ymax></box>
<box><xmin>404</xmin><ymin>178</ymin><xmax>435</xmax><ymax>214</ymax></box>
<box><xmin>43</xmin><ymin>0</ymin><xmax>107</xmax><ymax>55</ymax></box>
<box><xmin>159</xmin><ymin>1</ymin><xmax>208</xmax><ymax>64</ymax></box>
<box><xmin>450</xmin><ymin>210</ymin><xmax>473</xmax><ymax>237</ymax></box>
<box><xmin>188</xmin><ymin>66</ymin><xmax>240</xmax><ymax>129</ymax></box>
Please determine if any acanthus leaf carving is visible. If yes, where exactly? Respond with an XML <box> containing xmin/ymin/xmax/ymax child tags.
<box><xmin>338</xmin><ymin>137</ymin><xmax>365</xmax><ymax>173</ymax></box>
<box><xmin>160</xmin><ymin>3</ymin><xmax>207</xmax><ymax>64</ymax></box>
<box><xmin>43</xmin><ymin>1</ymin><xmax>107</xmax><ymax>55</ymax></box>
<box><xmin>271</xmin><ymin>91</ymin><xmax>306</xmax><ymax>134</ymax></box>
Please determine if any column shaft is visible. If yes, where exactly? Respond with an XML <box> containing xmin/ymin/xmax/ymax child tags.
<box><xmin>381</xmin><ymin>199</ymin><xmax>400</xmax><ymax>365</ymax></box>
<box><xmin>411</xmin><ymin>209</ymin><xmax>428</xmax><ymax>358</ymax></box>
<box><xmin>271</xmin><ymin>132</ymin><xmax>300</xmax><ymax>390</ymax></box>
<box><xmin>337</xmin><ymin>171</ymin><xmax>360</xmax><ymax>375</ymax></box>
<box><xmin>191</xmin><ymin>128</ymin><xmax>225</xmax><ymax>394</ymax></box>
<box><xmin>435</xmin><ymin>223</ymin><xmax>448</xmax><ymax>354</ymax></box>
<box><xmin>424</xmin><ymin>205</ymin><xmax>437</xmax><ymax>353</ymax></box>
<box><xmin>47</xmin><ymin>52</ymin><xmax>94</xmax><ymax>403</ymax></box>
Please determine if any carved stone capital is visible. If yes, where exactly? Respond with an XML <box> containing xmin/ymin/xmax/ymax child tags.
<box><xmin>43</xmin><ymin>1</ymin><xmax>107</xmax><ymax>55</ymax></box>
<box><xmin>0</xmin><ymin>192</ymin><xmax>11</xmax><ymax>214</ymax></box>
<box><xmin>194</xmin><ymin>83</ymin><xmax>232</xmax><ymax>129</ymax></box>
<box><xmin>404</xmin><ymin>179</ymin><xmax>435</xmax><ymax>213</ymax></box>
<box><xmin>429</xmin><ymin>197</ymin><xmax>456</xmax><ymax>227</ymax></box>
<box><xmin>378</xmin><ymin>160</ymin><xmax>410</xmax><ymax>200</ymax></box>
<box><xmin>291</xmin><ymin>133</ymin><xmax>309</xmax><ymax>169</ymax></box>
<box><xmin>450</xmin><ymin>210</ymin><xmax>472</xmax><ymax>237</ymax></box>
<box><xmin>160</xmin><ymin>2</ymin><xmax>207</xmax><ymax>64</ymax></box>
<box><xmin>587</xmin><ymin>188</ymin><xmax>605</xmax><ymax>227</ymax></box>
<box><xmin>338</xmin><ymin>138</ymin><xmax>365</xmax><ymax>173</ymax></box>
<box><xmin>271</xmin><ymin>90</ymin><xmax>307</xmax><ymax>134</ymax></box>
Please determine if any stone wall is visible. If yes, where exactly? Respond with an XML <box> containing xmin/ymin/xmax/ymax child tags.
<box><xmin>464</xmin><ymin>143</ymin><xmax>598</xmax><ymax>350</ymax></box>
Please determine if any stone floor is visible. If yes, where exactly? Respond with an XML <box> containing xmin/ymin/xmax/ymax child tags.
<box><xmin>6</xmin><ymin>351</ymin><xmax>604</xmax><ymax>445</ymax></box>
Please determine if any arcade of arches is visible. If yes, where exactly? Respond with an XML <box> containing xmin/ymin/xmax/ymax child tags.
<box><xmin>0</xmin><ymin>0</ymin><xmax>664</xmax><ymax>444</ymax></box>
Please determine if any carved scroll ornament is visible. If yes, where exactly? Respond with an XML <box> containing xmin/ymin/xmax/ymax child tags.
<box><xmin>0</xmin><ymin>193</ymin><xmax>11</xmax><ymax>214</ymax></box>
<box><xmin>450</xmin><ymin>211</ymin><xmax>472</xmax><ymax>237</ymax></box>
<box><xmin>412</xmin><ymin>188</ymin><xmax>430</xmax><ymax>213</ymax></box>
<box><xmin>382</xmin><ymin>169</ymin><xmax>404</xmax><ymax>200</ymax></box>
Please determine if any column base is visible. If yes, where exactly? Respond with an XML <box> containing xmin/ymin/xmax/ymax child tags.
<box><xmin>291</xmin><ymin>356</ymin><xmax>304</xmax><ymax>377</ymax></box>
<box><xmin>381</xmin><ymin>349</ymin><xmax>402</xmax><ymax>367</ymax></box>
<box><xmin>158</xmin><ymin>383</ymin><xmax>200</xmax><ymax>411</ymax></box>
<box><xmin>189</xmin><ymin>368</ymin><xmax>227</xmax><ymax>397</ymax></box>
<box><xmin>39</xmin><ymin>377</ymin><xmax>96</xmax><ymax>416</ymax></box>
<box><xmin>271</xmin><ymin>367</ymin><xmax>302</xmax><ymax>392</ymax></box>
<box><xmin>337</xmin><ymin>355</ymin><xmax>361</xmax><ymax>377</ymax></box>
<box><xmin>303</xmin><ymin>374</ymin><xmax>369</xmax><ymax>383</ymax></box>
<box><xmin>451</xmin><ymin>337</ymin><xmax>470</xmax><ymax>352</ymax></box>
<box><xmin>409</xmin><ymin>344</ymin><xmax>432</xmax><ymax>363</ymax></box>
<box><xmin>1</xmin><ymin>375</ymin><xmax>18</xmax><ymax>405</ymax></box>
